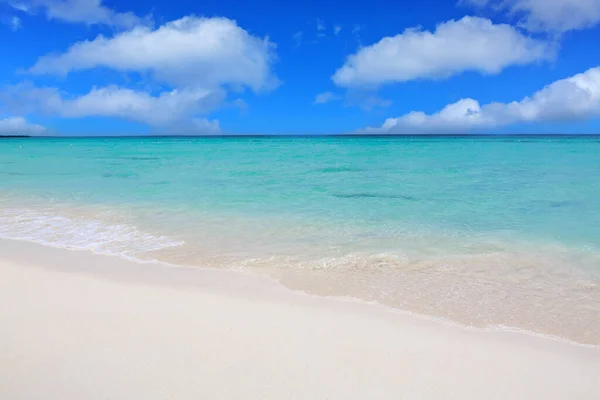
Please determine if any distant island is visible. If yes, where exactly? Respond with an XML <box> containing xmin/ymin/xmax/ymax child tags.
<box><xmin>0</xmin><ymin>135</ymin><xmax>31</xmax><ymax>138</ymax></box>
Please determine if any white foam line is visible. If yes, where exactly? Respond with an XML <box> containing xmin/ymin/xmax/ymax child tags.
<box><xmin>0</xmin><ymin>207</ymin><xmax>184</xmax><ymax>259</ymax></box>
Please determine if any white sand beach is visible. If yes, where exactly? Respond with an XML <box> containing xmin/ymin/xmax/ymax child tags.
<box><xmin>1</xmin><ymin>239</ymin><xmax>599</xmax><ymax>400</ymax></box>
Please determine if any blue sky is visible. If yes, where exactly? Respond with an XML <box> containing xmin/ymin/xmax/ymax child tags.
<box><xmin>1</xmin><ymin>0</ymin><xmax>600</xmax><ymax>135</ymax></box>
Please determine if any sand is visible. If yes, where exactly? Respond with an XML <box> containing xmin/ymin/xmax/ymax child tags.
<box><xmin>1</xmin><ymin>239</ymin><xmax>599</xmax><ymax>400</ymax></box>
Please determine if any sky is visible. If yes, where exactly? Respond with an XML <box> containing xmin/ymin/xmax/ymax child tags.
<box><xmin>1</xmin><ymin>0</ymin><xmax>600</xmax><ymax>135</ymax></box>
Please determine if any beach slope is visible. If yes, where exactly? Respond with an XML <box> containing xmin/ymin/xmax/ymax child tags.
<box><xmin>1</xmin><ymin>240</ymin><xmax>599</xmax><ymax>400</ymax></box>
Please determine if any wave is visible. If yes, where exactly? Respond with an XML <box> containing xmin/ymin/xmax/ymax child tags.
<box><xmin>1</xmin><ymin>203</ymin><xmax>599</xmax><ymax>346</ymax></box>
<box><xmin>0</xmin><ymin>207</ymin><xmax>183</xmax><ymax>260</ymax></box>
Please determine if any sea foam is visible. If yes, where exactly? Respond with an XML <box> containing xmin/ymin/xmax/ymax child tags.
<box><xmin>0</xmin><ymin>207</ymin><xmax>183</xmax><ymax>260</ymax></box>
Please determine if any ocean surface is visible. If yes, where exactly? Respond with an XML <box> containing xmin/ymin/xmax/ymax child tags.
<box><xmin>1</xmin><ymin>136</ymin><xmax>599</xmax><ymax>344</ymax></box>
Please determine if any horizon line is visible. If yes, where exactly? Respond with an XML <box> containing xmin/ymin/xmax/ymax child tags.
<box><xmin>3</xmin><ymin>133</ymin><xmax>600</xmax><ymax>139</ymax></box>
<box><xmin>0</xmin><ymin>133</ymin><xmax>600</xmax><ymax>139</ymax></box>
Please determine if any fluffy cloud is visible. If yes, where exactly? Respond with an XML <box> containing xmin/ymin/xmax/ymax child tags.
<box><xmin>7</xmin><ymin>0</ymin><xmax>147</xmax><ymax>29</ymax></box>
<box><xmin>8</xmin><ymin>15</ymin><xmax>278</xmax><ymax>134</ymax></box>
<box><xmin>0</xmin><ymin>116</ymin><xmax>46</xmax><ymax>135</ymax></box>
<box><xmin>332</xmin><ymin>16</ymin><xmax>552</xmax><ymax>88</ymax></box>
<box><xmin>28</xmin><ymin>16</ymin><xmax>278</xmax><ymax>92</ymax></box>
<box><xmin>362</xmin><ymin>66</ymin><xmax>600</xmax><ymax>133</ymax></box>
<box><xmin>462</xmin><ymin>0</ymin><xmax>600</xmax><ymax>33</ymax></box>
<box><xmin>2</xmin><ymin>83</ymin><xmax>225</xmax><ymax>128</ymax></box>
<box><xmin>314</xmin><ymin>92</ymin><xmax>341</xmax><ymax>104</ymax></box>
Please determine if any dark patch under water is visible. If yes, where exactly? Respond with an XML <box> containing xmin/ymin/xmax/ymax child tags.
<box><xmin>317</xmin><ymin>167</ymin><xmax>365</xmax><ymax>173</ymax></box>
<box><xmin>548</xmin><ymin>200</ymin><xmax>580</xmax><ymax>208</ymax></box>
<box><xmin>124</xmin><ymin>156</ymin><xmax>161</xmax><ymax>161</ymax></box>
<box><xmin>90</xmin><ymin>156</ymin><xmax>161</xmax><ymax>161</ymax></box>
<box><xmin>4</xmin><ymin>171</ymin><xmax>34</xmax><ymax>176</ymax></box>
<box><xmin>333</xmin><ymin>193</ymin><xmax>418</xmax><ymax>200</ymax></box>
<box><xmin>102</xmin><ymin>172</ymin><xmax>137</xmax><ymax>179</ymax></box>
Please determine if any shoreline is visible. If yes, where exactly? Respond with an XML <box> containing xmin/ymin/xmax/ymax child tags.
<box><xmin>2</xmin><ymin>239</ymin><xmax>600</xmax><ymax>399</ymax></box>
<box><xmin>1</xmin><ymin>236</ymin><xmax>599</xmax><ymax>349</ymax></box>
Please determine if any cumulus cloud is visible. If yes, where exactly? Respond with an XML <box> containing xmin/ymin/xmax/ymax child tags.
<box><xmin>333</xmin><ymin>16</ymin><xmax>552</xmax><ymax>88</ymax></box>
<box><xmin>6</xmin><ymin>0</ymin><xmax>148</xmax><ymax>29</ymax></box>
<box><xmin>314</xmin><ymin>92</ymin><xmax>341</xmax><ymax>104</ymax></box>
<box><xmin>2</xmin><ymin>83</ymin><xmax>225</xmax><ymax>128</ymax></box>
<box><xmin>462</xmin><ymin>0</ymin><xmax>600</xmax><ymax>33</ymax></box>
<box><xmin>362</xmin><ymin>66</ymin><xmax>600</xmax><ymax>133</ymax></box>
<box><xmin>0</xmin><ymin>116</ymin><xmax>46</xmax><ymax>135</ymax></box>
<box><xmin>7</xmin><ymin>16</ymin><xmax>278</xmax><ymax>134</ymax></box>
<box><xmin>28</xmin><ymin>16</ymin><xmax>278</xmax><ymax>92</ymax></box>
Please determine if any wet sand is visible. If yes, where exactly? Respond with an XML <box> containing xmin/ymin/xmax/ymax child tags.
<box><xmin>1</xmin><ymin>239</ymin><xmax>599</xmax><ymax>400</ymax></box>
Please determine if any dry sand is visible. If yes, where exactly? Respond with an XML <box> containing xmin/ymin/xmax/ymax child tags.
<box><xmin>1</xmin><ymin>239</ymin><xmax>599</xmax><ymax>400</ymax></box>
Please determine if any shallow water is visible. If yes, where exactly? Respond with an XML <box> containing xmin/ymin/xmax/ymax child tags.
<box><xmin>1</xmin><ymin>136</ymin><xmax>599</xmax><ymax>344</ymax></box>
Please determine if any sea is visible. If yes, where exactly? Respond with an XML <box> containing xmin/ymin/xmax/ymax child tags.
<box><xmin>1</xmin><ymin>135</ymin><xmax>599</xmax><ymax>345</ymax></box>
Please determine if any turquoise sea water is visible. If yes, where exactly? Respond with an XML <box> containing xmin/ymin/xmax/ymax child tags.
<box><xmin>1</xmin><ymin>136</ymin><xmax>599</xmax><ymax>344</ymax></box>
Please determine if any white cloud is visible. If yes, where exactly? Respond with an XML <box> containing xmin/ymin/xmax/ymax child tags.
<box><xmin>316</xmin><ymin>18</ymin><xmax>326</xmax><ymax>39</ymax></box>
<box><xmin>231</xmin><ymin>98</ymin><xmax>248</xmax><ymax>112</ymax></box>
<box><xmin>0</xmin><ymin>116</ymin><xmax>46</xmax><ymax>135</ymax></box>
<box><xmin>7</xmin><ymin>0</ymin><xmax>148</xmax><ymax>29</ymax></box>
<box><xmin>334</xmin><ymin>25</ymin><xmax>341</xmax><ymax>36</ymax></box>
<box><xmin>166</xmin><ymin>118</ymin><xmax>222</xmax><ymax>135</ymax></box>
<box><xmin>347</xmin><ymin>92</ymin><xmax>392</xmax><ymax>110</ymax></box>
<box><xmin>8</xmin><ymin>2</ymin><xmax>30</xmax><ymax>12</ymax></box>
<box><xmin>317</xmin><ymin>18</ymin><xmax>325</xmax><ymax>31</ymax></box>
<box><xmin>6</xmin><ymin>16</ymin><xmax>278</xmax><ymax>134</ymax></box>
<box><xmin>360</xmin><ymin>96</ymin><xmax>391</xmax><ymax>110</ymax></box>
<box><xmin>333</xmin><ymin>16</ymin><xmax>552</xmax><ymax>88</ymax></box>
<box><xmin>462</xmin><ymin>0</ymin><xmax>600</xmax><ymax>33</ymax></box>
<box><xmin>293</xmin><ymin>31</ymin><xmax>303</xmax><ymax>46</ymax></box>
<box><xmin>28</xmin><ymin>16</ymin><xmax>278</xmax><ymax>92</ymax></box>
<box><xmin>2</xmin><ymin>83</ymin><xmax>225</xmax><ymax>127</ymax></box>
<box><xmin>9</xmin><ymin>16</ymin><xmax>21</xmax><ymax>30</ymax></box>
<box><xmin>362</xmin><ymin>66</ymin><xmax>600</xmax><ymax>133</ymax></box>
<box><xmin>314</xmin><ymin>91</ymin><xmax>390</xmax><ymax>109</ymax></box>
<box><xmin>148</xmin><ymin>117</ymin><xmax>221</xmax><ymax>135</ymax></box>
<box><xmin>314</xmin><ymin>92</ymin><xmax>341</xmax><ymax>104</ymax></box>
